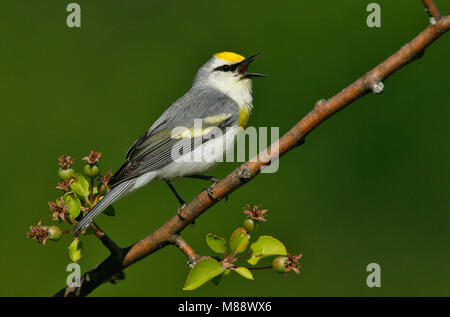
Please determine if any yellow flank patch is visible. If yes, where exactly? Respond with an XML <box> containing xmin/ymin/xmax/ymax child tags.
<box><xmin>238</xmin><ymin>107</ymin><xmax>250</xmax><ymax>127</ymax></box>
<box><xmin>214</xmin><ymin>51</ymin><xmax>245</xmax><ymax>63</ymax></box>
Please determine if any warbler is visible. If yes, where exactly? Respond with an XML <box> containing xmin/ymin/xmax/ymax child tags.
<box><xmin>74</xmin><ymin>51</ymin><xmax>265</xmax><ymax>233</ymax></box>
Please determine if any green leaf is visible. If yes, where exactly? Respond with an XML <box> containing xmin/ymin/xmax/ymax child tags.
<box><xmin>68</xmin><ymin>239</ymin><xmax>82</xmax><ymax>262</ymax></box>
<box><xmin>103</xmin><ymin>205</ymin><xmax>116</xmax><ymax>217</ymax></box>
<box><xmin>247</xmin><ymin>235</ymin><xmax>287</xmax><ymax>265</ymax></box>
<box><xmin>234</xmin><ymin>267</ymin><xmax>254</xmax><ymax>280</ymax></box>
<box><xmin>229</xmin><ymin>227</ymin><xmax>250</xmax><ymax>254</ymax></box>
<box><xmin>63</xmin><ymin>194</ymin><xmax>81</xmax><ymax>221</ymax></box>
<box><xmin>70</xmin><ymin>174</ymin><xmax>90</xmax><ymax>200</ymax></box>
<box><xmin>183</xmin><ymin>258</ymin><xmax>225</xmax><ymax>290</ymax></box>
<box><xmin>206</xmin><ymin>233</ymin><xmax>227</xmax><ymax>254</ymax></box>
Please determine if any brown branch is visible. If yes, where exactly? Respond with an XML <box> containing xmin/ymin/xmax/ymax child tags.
<box><xmin>89</xmin><ymin>178</ymin><xmax>94</xmax><ymax>205</ymax></box>
<box><xmin>54</xmin><ymin>10</ymin><xmax>450</xmax><ymax>297</ymax></box>
<box><xmin>91</xmin><ymin>222</ymin><xmax>121</xmax><ymax>256</ymax></box>
<box><xmin>422</xmin><ymin>0</ymin><xmax>442</xmax><ymax>21</ymax></box>
<box><xmin>169</xmin><ymin>235</ymin><xmax>200</xmax><ymax>267</ymax></box>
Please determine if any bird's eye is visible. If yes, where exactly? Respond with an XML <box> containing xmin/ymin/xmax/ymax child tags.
<box><xmin>214</xmin><ymin>64</ymin><xmax>234</xmax><ymax>72</ymax></box>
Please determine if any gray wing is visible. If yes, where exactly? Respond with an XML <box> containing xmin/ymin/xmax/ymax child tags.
<box><xmin>108</xmin><ymin>87</ymin><xmax>238</xmax><ymax>188</ymax></box>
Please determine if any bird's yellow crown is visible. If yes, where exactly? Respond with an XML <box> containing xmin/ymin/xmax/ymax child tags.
<box><xmin>214</xmin><ymin>51</ymin><xmax>245</xmax><ymax>63</ymax></box>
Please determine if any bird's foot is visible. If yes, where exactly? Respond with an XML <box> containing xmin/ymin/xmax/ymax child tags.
<box><xmin>177</xmin><ymin>203</ymin><xmax>187</xmax><ymax>221</ymax></box>
<box><xmin>207</xmin><ymin>179</ymin><xmax>228</xmax><ymax>202</ymax></box>
<box><xmin>207</xmin><ymin>180</ymin><xmax>219</xmax><ymax>200</ymax></box>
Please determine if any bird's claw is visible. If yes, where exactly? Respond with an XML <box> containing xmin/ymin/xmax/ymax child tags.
<box><xmin>206</xmin><ymin>178</ymin><xmax>229</xmax><ymax>202</ymax></box>
<box><xmin>177</xmin><ymin>203</ymin><xmax>187</xmax><ymax>221</ymax></box>
<box><xmin>207</xmin><ymin>181</ymin><xmax>219</xmax><ymax>200</ymax></box>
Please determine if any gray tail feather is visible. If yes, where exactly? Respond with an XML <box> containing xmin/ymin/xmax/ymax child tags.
<box><xmin>73</xmin><ymin>179</ymin><xmax>134</xmax><ymax>233</ymax></box>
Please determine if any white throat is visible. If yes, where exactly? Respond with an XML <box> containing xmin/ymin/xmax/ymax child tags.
<box><xmin>215</xmin><ymin>79</ymin><xmax>253</xmax><ymax>113</ymax></box>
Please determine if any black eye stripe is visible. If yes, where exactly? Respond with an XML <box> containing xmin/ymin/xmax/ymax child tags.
<box><xmin>214</xmin><ymin>64</ymin><xmax>238</xmax><ymax>72</ymax></box>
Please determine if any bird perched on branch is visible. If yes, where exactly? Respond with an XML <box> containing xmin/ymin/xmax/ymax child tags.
<box><xmin>74</xmin><ymin>51</ymin><xmax>265</xmax><ymax>233</ymax></box>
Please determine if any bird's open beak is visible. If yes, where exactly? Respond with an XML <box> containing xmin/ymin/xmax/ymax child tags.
<box><xmin>235</xmin><ymin>53</ymin><xmax>267</xmax><ymax>79</ymax></box>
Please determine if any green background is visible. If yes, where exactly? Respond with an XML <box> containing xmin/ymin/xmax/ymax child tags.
<box><xmin>0</xmin><ymin>0</ymin><xmax>449</xmax><ymax>296</ymax></box>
